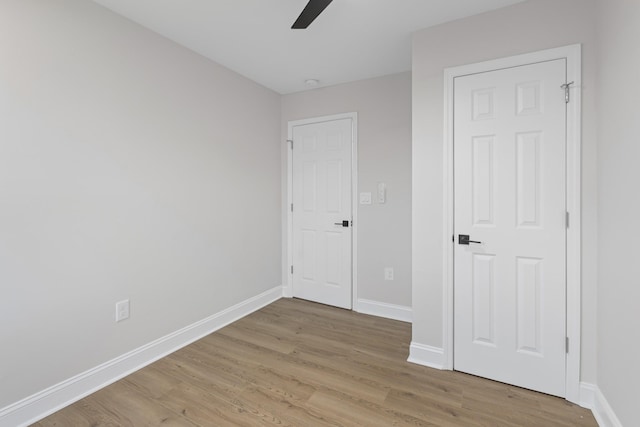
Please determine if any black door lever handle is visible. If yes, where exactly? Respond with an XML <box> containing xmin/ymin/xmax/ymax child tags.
<box><xmin>459</xmin><ymin>235</ymin><xmax>482</xmax><ymax>245</ymax></box>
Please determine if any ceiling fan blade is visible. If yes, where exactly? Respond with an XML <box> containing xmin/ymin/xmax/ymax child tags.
<box><xmin>291</xmin><ymin>0</ymin><xmax>333</xmax><ymax>29</ymax></box>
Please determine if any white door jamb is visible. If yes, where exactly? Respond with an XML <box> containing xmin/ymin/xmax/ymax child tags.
<box><xmin>442</xmin><ymin>45</ymin><xmax>582</xmax><ymax>404</ymax></box>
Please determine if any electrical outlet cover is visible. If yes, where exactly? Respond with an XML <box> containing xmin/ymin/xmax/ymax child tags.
<box><xmin>115</xmin><ymin>299</ymin><xmax>130</xmax><ymax>322</ymax></box>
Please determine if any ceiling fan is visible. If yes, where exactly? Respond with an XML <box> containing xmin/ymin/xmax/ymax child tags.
<box><xmin>291</xmin><ymin>0</ymin><xmax>334</xmax><ymax>29</ymax></box>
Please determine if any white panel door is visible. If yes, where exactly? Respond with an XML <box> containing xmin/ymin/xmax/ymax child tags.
<box><xmin>292</xmin><ymin>118</ymin><xmax>352</xmax><ymax>309</ymax></box>
<box><xmin>454</xmin><ymin>60</ymin><xmax>567</xmax><ymax>396</ymax></box>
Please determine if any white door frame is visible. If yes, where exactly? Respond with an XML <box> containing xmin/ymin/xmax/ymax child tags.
<box><xmin>442</xmin><ymin>45</ymin><xmax>582</xmax><ymax>403</ymax></box>
<box><xmin>284</xmin><ymin>113</ymin><xmax>359</xmax><ymax>309</ymax></box>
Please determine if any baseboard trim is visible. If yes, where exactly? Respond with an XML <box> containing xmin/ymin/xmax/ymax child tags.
<box><xmin>579</xmin><ymin>382</ymin><xmax>623</xmax><ymax>427</ymax></box>
<box><xmin>0</xmin><ymin>286</ymin><xmax>283</xmax><ymax>427</ymax></box>
<box><xmin>355</xmin><ymin>299</ymin><xmax>412</xmax><ymax>323</ymax></box>
<box><xmin>579</xmin><ymin>382</ymin><xmax>596</xmax><ymax>410</ymax></box>
<box><xmin>407</xmin><ymin>342</ymin><xmax>445</xmax><ymax>369</ymax></box>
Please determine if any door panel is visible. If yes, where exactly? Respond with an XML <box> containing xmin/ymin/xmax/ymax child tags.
<box><xmin>454</xmin><ymin>59</ymin><xmax>567</xmax><ymax>397</ymax></box>
<box><xmin>516</xmin><ymin>256</ymin><xmax>543</xmax><ymax>354</ymax></box>
<box><xmin>472</xmin><ymin>135</ymin><xmax>495</xmax><ymax>226</ymax></box>
<box><xmin>292</xmin><ymin>118</ymin><xmax>352</xmax><ymax>309</ymax></box>
<box><xmin>472</xmin><ymin>253</ymin><xmax>496</xmax><ymax>346</ymax></box>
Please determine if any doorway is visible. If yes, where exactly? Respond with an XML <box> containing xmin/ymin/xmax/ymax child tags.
<box><xmin>286</xmin><ymin>114</ymin><xmax>358</xmax><ymax>309</ymax></box>
<box><xmin>443</xmin><ymin>45</ymin><xmax>582</xmax><ymax>402</ymax></box>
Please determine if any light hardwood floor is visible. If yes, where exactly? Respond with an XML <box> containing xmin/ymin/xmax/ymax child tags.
<box><xmin>35</xmin><ymin>298</ymin><xmax>597</xmax><ymax>426</ymax></box>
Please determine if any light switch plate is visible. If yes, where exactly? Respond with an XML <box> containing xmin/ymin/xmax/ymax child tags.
<box><xmin>359</xmin><ymin>192</ymin><xmax>372</xmax><ymax>205</ymax></box>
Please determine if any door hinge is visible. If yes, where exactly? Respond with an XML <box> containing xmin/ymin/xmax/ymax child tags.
<box><xmin>566</xmin><ymin>211</ymin><xmax>570</xmax><ymax>229</ymax></box>
<box><xmin>561</xmin><ymin>81</ymin><xmax>574</xmax><ymax>103</ymax></box>
<box><xmin>288</xmin><ymin>139</ymin><xmax>293</xmax><ymax>149</ymax></box>
<box><xmin>291</xmin><ymin>265</ymin><xmax>294</xmax><ymax>274</ymax></box>
<box><xmin>566</xmin><ymin>337</ymin><xmax>569</xmax><ymax>353</ymax></box>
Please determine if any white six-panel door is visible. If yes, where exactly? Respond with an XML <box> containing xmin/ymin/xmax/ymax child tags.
<box><xmin>292</xmin><ymin>118</ymin><xmax>353</xmax><ymax>309</ymax></box>
<box><xmin>453</xmin><ymin>60</ymin><xmax>567</xmax><ymax>397</ymax></box>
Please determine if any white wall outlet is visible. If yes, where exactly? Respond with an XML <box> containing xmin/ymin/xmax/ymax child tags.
<box><xmin>115</xmin><ymin>299</ymin><xmax>130</xmax><ymax>322</ymax></box>
<box><xmin>359</xmin><ymin>192</ymin><xmax>372</xmax><ymax>205</ymax></box>
<box><xmin>384</xmin><ymin>267</ymin><xmax>394</xmax><ymax>281</ymax></box>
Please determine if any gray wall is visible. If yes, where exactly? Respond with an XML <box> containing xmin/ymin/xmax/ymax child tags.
<box><xmin>411</xmin><ymin>0</ymin><xmax>598</xmax><ymax>382</ymax></box>
<box><xmin>596</xmin><ymin>0</ymin><xmax>640</xmax><ymax>425</ymax></box>
<box><xmin>0</xmin><ymin>0</ymin><xmax>281</xmax><ymax>408</ymax></box>
<box><xmin>281</xmin><ymin>73</ymin><xmax>412</xmax><ymax>309</ymax></box>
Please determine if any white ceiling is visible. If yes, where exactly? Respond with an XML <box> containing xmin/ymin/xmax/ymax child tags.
<box><xmin>93</xmin><ymin>0</ymin><xmax>525</xmax><ymax>94</ymax></box>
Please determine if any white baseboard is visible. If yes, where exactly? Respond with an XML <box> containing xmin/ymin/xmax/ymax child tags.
<box><xmin>0</xmin><ymin>286</ymin><xmax>283</xmax><ymax>427</ymax></box>
<box><xmin>407</xmin><ymin>342</ymin><xmax>445</xmax><ymax>369</ymax></box>
<box><xmin>579</xmin><ymin>382</ymin><xmax>596</xmax><ymax>409</ymax></box>
<box><xmin>355</xmin><ymin>299</ymin><xmax>412</xmax><ymax>323</ymax></box>
<box><xmin>578</xmin><ymin>382</ymin><xmax>624</xmax><ymax>427</ymax></box>
<box><xmin>282</xmin><ymin>282</ymin><xmax>293</xmax><ymax>298</ymax></box>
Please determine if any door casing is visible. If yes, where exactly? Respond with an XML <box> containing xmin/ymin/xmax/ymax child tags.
<box><xmin>443</xmin><ymin>45</ymin><xmax>582</xmax><ymax>404</ymax></box>
<box><xmin>285</xmin><ymin>113</ymin><xmax>359</xmax><ymax>308</ymax></box>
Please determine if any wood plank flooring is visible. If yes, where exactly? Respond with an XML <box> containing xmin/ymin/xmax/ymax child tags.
<box><xmin>34</xmin><ymin>298</ymin><xmax>597</xmax><ymax>426</ymax></box>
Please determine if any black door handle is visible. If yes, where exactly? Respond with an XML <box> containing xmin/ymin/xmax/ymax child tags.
<box><xmin>459</xmin><ymin>234</ymin><xmax>482</xmax><ymax>245</ymax></box>
<box><xmin>334</xmin><ymin>220</ymin><xmax>350</xmax><ymax>228</ymax></box>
